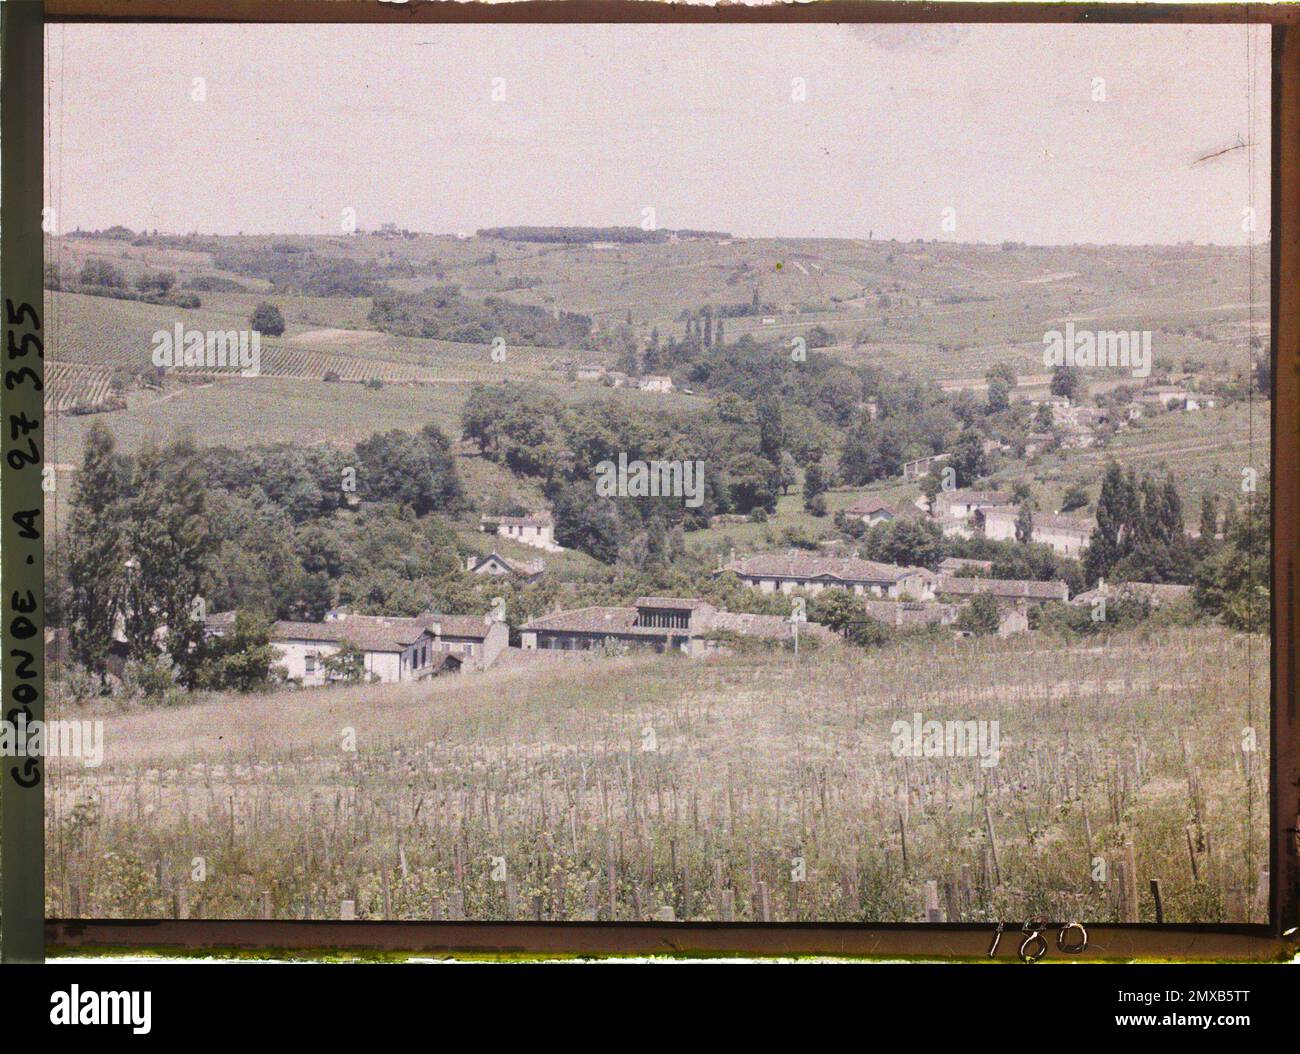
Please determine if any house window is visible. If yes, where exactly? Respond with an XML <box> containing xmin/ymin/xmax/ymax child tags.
<box><xmin>305</xmin><ymin>652</ymin><xmax>317</xmax><ymax>674</ymax></box>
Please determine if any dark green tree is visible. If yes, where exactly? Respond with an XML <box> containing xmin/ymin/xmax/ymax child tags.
<box><xmin>950</xmin><ymin>427</ymin><xmax>990</xmax><ymax>487</ymax></box>
<box><xmin>250</xmin><ymin>301</ymin><xmax>286</xmax><ymax>336</ymax></box>
<box><xmin>65</xmin><ymin>422</ymin><xmax>127</xmax><ymax>685</ymax></box>
<box><xmin>1050</xmin><ymin>364</ymin><xmax>1087</xmax><ymax>403</ymax></box>
<box><xmin>956</xmin><ymin>593</ymin><xmax>1002</xmax><ymax>636</ymax></box>
<box><xmin>1015</xmin><ymin>501</ymin><xmax>1035</xmax><ymax>545</ymax></box>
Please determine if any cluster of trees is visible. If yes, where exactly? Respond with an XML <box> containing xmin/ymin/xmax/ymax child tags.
<box><xmin>368</xmin><ymin>286</ymin><xmax>592</xmax><ymax>347</ymax></box>
<box><xmin>1074</xmin><ymin>461</ymin><xmax>1269</xmax><ymax>632</ymax></box>
<box><xmin>210</xmin><ymin>245</ymin><xmax>415</xmax><ymax>298</ymax></box>
<box><xmin>1083</xmin><ymin>463</ymin><xmax>1191</xmax><ymax>585</ymax></box>
<box><xmin>44</xmin><ymin>258</ymin><xmax>201</xmax><ymax>308</ymax></box>
<box><xmin>462</xmin><ymin>384</ymin><xmax>803</xmax><ymax>564</ymax></box>
<box><xmin>54</xmin><ymin>419</ymin><xmax>471</xmax><ymax>695</ymax></box>
<box><xmin>1193</xmin><ymin>482</ymin><xmax>1270</xmax><ymax>632</ymax></box>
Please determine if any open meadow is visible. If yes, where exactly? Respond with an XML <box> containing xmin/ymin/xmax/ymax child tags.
<box><xmin>46</xmin><ymin>625</ymin><xmax>1268</xmax><ymax>925</ymax></box>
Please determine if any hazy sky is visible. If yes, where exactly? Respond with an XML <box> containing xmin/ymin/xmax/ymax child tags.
<box><xmin>45</xmin><ymin>22</ymin><xmax>1270</xmax><ymax>245</ymax></box>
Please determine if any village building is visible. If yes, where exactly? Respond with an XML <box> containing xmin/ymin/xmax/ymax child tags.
<box><xmin>638</xmin><ymin>374</ymin><xmax>674</xmax><ymax>393</ymax></box>
<box><xmin>266</xmin><ymin>615</ymin><xmax>439</xmax><ymax>686</ymax></box>
<box><xmin>935</xmin><ymin>575</ymin><xmax>1069</xmax><ymax>605</ymax></box>
<box><xmin>980</xmin><ymin>507</ymin><xmax>1095</xmax><ymax>557</ymax></box>
<box><xmin>480</xmin><ymin>511</ymin><xmax>564</xmax><ymax>552</ymax></box>
<box><xmin>519</xmin><ymin>597</ymin><xmax>834</xmax><ymax>655</ymax></box>
<box><xmin>902</xmin><ymin>453</ymin><xmax>950</xmax><ymax>481</ymax></box>
<box><xmin>465</xmin><ymin>551</ymin><xmax>545</xmax><ymax>583</ymax></box>
<box><xmin>717</xmin><ymin>552</ymin><xmax>936</xmax><ymax>600</ymax></box>
<box><xmin>1139</xmin><ymin>386</ymin><xmax>1215</xmax><ymax>411</ymax></box>
<box><xmin>424</xmin><ymin>613</ymin><xmax>510</xmax><ymax>668</ymax></box>
<box><xmin>843</xmin><ymin>497</ymin><xmax>895</xmax><ymax>527</ymax></box>
<box><xmin>210</xmin><ymin>610</ymin><xmax>510</xmax><ymax>687</ymax></box>
<box><xmin>932</xmin><ymin>488</ymin><xmax>1013</xmax><ymax>521</ymax></box>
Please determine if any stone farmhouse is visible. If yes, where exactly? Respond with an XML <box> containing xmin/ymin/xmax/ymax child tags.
<box><xmin>933</xmin><ymin>488</ymin><xmax>1013</xmax><ymax>521</ymax></box>
<box><xmin>480</xmin><ymin>511</ymin><xmax>564</xmax><ymax>552</ymax></box>
<box><xmin>935</xmin><ymin>575</ymin><xmax>1069</xmax><ymax>605</ymax></box>
<box><xmin>717</xmin><ymin>552</ymin><xmax>936</xmax><ymax>600</ymax></box>
<box><xmin>519</xmin><ymin>597</ymin><xmax>834</xmax><ymax>655</ymax></box>
<box><xmin>932</xmin><ymin>488</ymin><xmax>1014</xmax><ymax>539</ymax></box>
<box><xmin>980</xmin><ymin>507</ymin><xmax>1095</xmax><ymax>558</ymax></box>
<box><xmin>465</xmin><ymin>551</ymin><xmax>545</xmax><ymax>583</ymax></box>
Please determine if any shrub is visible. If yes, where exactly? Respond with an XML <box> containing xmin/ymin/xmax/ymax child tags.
<box><xmin>250</xmin><ymin>301</ymin><xmax>286</xmax><ymax>336</ymax></box>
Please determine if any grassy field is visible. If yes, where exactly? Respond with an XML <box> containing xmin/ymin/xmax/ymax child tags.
<box><xmin>45</xmin><ymin>624</ymin><xmax>1268</xmax><ymax>924</ymax></box>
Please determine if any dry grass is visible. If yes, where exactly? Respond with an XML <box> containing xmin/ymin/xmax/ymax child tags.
<box><xmin>46</xmin><ymin>624</ymin><xmax>1268</xmax><ymax>924</ymax></box>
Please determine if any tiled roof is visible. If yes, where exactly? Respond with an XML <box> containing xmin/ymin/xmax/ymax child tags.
<box><xmin>718</xmin><ymin>553</ymin><xmax>930</xmax><ymax>584</ymax></box>
<box><xmin>419</xmin><ymin>612</ymin><xmax>497</xmax><ymax>640</ymax></box>
<box><xmin>470</xmin><ymin>552</ymin><xmax>545</xmax><ymax>576</ymax></box>
<box><xmin>272</xmin><ymin>611</ymin><xmax>497</xmax><ymax>651</ymax></box>
<box><xmin>635</xmin><ymin>597</ymin><xmax>709</xmax><ymax>610</ymax></box>
<box><xmin>937</xmin><ymin>488</ymin><xmax>1012</xmax><ymax>506</ymax></box>
<box><xmin>272</xmin><ymin>615</ymin><xmax>430</xmax><ymax>653</ymax></box>
<box><xmin>936</xmin><ymin>576</ymin><xmax>1069</xmax><ymax>601</ymax></box>
<box><xmin>521</xmin><ymin>606</ymin><xmax>651</xmax><ymax>635</ymax></box>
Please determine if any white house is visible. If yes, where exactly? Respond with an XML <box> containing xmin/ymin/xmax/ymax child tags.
<box><xmin>638</xmin><ymin>374</ymin><xmax>674</xmax><ymax>393</ymax></box>
<box><xmin>248</xmin><ymin>611</ymin><xmax>509</xmax><ymax>687</ymax></box>
<box><xmin>480</xmin><ymin>511</ymin><xmax>563</xmax><ymax>552</ymax></box>
<box><xmin>268</xmin><ymin>615</ymin><xmax>437</xmax><ymax>686</ymax></box>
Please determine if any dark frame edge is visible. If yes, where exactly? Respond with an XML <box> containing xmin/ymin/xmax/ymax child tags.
<box><xmin>40</xmin><ymin>919</ymin><xmax>1297</xmax><ymax>962</ymax></box>
<box><xmin>0</xmin><ymin>0</ymin><xmax>48</xmax><ymax>964</ymax></box>
<box><xmin>20</xmin><ymin>2</ymin><xmax>1300</xmax><ymax>963</ymax></box>
<box><xmin>1271</xmin><ymin>21</ymin><xmax>1300</xmax><ymax>947</ymax></box>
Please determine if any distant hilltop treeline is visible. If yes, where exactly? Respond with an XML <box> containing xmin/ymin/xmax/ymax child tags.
<box><xmin>476</xmin><ymin>225</ymin><xmax>731</xmax><ymax>245</ymax></box>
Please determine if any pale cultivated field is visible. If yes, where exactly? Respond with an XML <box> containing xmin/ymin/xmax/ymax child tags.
<box><xmin>46</xmin><ymin>625</ymin><xmax>1268</xmax><ymax>924</ymax></box>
